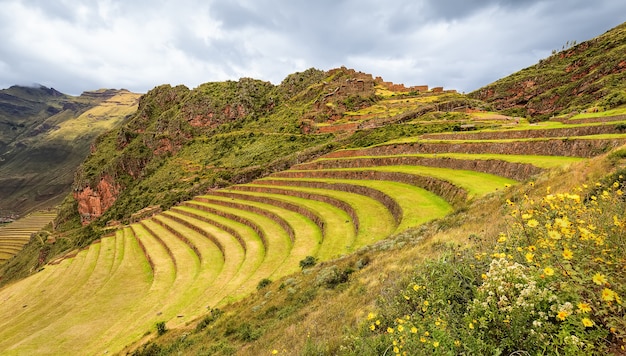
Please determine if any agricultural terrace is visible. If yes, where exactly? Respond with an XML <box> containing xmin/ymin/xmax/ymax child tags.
<box><xmin>0</xmin><ymin>212</ymin><xmax>56</xmax><ymax>263</ymax></box>
<box><xmin>0</xmin><ymin>114</ymin><xmax>624</xmax><ymax>354</ymax></box>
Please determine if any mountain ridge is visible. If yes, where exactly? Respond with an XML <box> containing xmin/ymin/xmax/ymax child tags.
<box><xmin>0</xmin><ymin>85</ymin><xmax>141</xmax><ymax>218</ymax></box>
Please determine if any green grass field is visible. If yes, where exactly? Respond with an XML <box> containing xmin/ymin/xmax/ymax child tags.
<box><xmin>217</xmin><ymin>189</ymin><xmax>356</xmax><ymax>260</ymax></box>
<box><xmin>310</xmin><ymin>153</ymin><xmax>583</xmax><ymax>169</ymax></box>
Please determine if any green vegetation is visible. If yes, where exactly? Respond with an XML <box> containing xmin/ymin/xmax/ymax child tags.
<box><xmin>3</xmin><ymin>21</ymin><xmax>626</xmax><ymax>355</ymax></box>
<box><xmin>471</xmin><ymin>22</ymin><xmax>626</xmax><ymax>120</ymax></box>
<box><xmin>315</xmin><ymin>153</ymin><xmax>583</xmax><ymax>169</ymax></box>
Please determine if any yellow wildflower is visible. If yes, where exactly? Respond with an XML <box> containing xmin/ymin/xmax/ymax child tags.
<box><xmin>393</xmin><ymin>346</ymin><xmax>399</xmax><ymax>354</ymax></box>
<box><xmin>577</xmin><ymin>302</ymin><xmax>592</xmax><ymax>313</ymax></box>
<box><xmin>544</xmin><ymin>267</ymin><xmax>555</xmax><ymax>276</ymax></box>
<box><xmin>469</xmin><ymin>322</ymin><xmax>474</xmax><ymax>330</ymax></box>
<box><xmin>413</xmin><ymin>284</ymin><xmax>420</xmax><ymax>292</ymax></box>
<box><xmin>602</xmin><ymin>288</ymin><xmax>616</xmax><ymax>302</ymax></box>
<box><xmin>272</xmin><ymin>350</ymin><xmax>278</xmax><ymax>355</ymax></box>
<box><xmin>548</xmin><ymin>230</ymin><xmax>562</xmax><ymax>240</ymax></box>
<box><xmin>454</xmin><ymin>340</ymin><xmax>461</xmax><ymax>347</ymax></box>
<box><xmin>420</xmin><ymin>336</ymin><xmax>427</xmax><ymax>343</ymax></box>
<box><xmin>582</xmin><ymin>318</ymin><xmax>594</xmax><ymax>327</ymax></box>
<box><xmin>387</xmin><ymin>327</ymin><xmax>394</xmax><ymax>334</ymax></box>
<box><xmin>556</xmin><ymin>310</ymin><xmax>569</xmax><ymax>321</ymax></box>
<box><xmin>369</xmin><ymin>324</ymin><xmax>376</xmax><ymax>331</ymax></box>
<box><xmin>527</xmin><ymin>219</ymin><xmax>539</xmax><ymax>228</ymax></box>
<box><xmin>397</xmin><ymin>325</ymin><xmax>404</xmax><ymax>332</ymax></box>
<box><xmin>562</xmin><ymin>248</ymin><xmax>573</xmax><ymax>260</ymax></box>
<box><xmin>592</xmin><ymin>273</ymin><xmax>607</xmax><ymax>285</ymax></box>
<box><xmin>433</xmin><ymin>341</ymin><xmax>440</xmax><ymax>348</ymax></box>
<box><xmin>525</xmin><ymin>252</ymin><xmax>534</xmax><ymax>263</ymax></box>
<box><xmin>367</xmin><ymin>312</ymin><xmax>376</xmax><ymax>320</ymax></box>
<box><xmin>411</xmin><ymin>326</ymin><xmax>417</xmax><ymax>334</ymax></box>
<box><xmin>423</xmin><ymin>300</ymin><xmax>429</xmax><ymax>306</ymax></box>
<box><xmin>522</xmin><ymin>213</ymin><xmax>533</xmax><ymax>220</ymax></box>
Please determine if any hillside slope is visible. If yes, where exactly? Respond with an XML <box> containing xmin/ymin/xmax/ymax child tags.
<box><xmin>63</xmin><ymin>68</ymin><xmax>472</xmax><ymax>235</ymax></box>
<box><xmin>0</xmin><ymin>86</ymin><xmax>140</xmax><ymax>218</ymax></box>
<box><xmin>470</xmin><ymin>22</ymin><xmax>626</xmax><ymax>120</ymax></box>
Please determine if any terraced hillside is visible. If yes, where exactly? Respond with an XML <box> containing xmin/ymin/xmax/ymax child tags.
<box><xmin>0</xmin><ymin>110</ymin><xmax>624</xmax><ymax>354</ymax></box>
<box><xmin>0</xmin><ymin>212</ymin><xmax>55</xmax><ymax>263</ymax></box>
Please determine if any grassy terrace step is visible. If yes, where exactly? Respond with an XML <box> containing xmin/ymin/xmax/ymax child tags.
<box><xmin>211</xmin><ymin>189</ymin><xmax>356</xmax><ymax>260</ymax></box>
<box><xmin>246</xmin><ymin>181</ymin><xmax>396</xmax><ymax>250</ymax></box>
<box><xmin>292</xmin><ymin>155</ymin><xmax>543</xmax><ymax>181</ymax></box>
<box><xmin>195</xmin><ymin>196</ymin><xmax>297</xmax><ymax>243</ymax></box>
<box><xmin>257</xmin><ymin>177</ymin><xmax>451</xmax><ymax>233</ymax></box>
<box><xmin>169</xmin><ymin>206</ymin><xmax>267</xmax><ymax>302</ymax></box>
<box><xmin>271</xmin><ymin>166</ymin><xmax>514</xmax><ymax>198</ymax></box>
<box><xmin>326</xmin><ymin>136</ymin><xmax>626</xmax><ymax>158</ymax></box>
<box><xmin>209</xmin><ymin>190</ymin><xmax>326</xmax><ymax>236</ymax></box>
<box><xmin>252</xmin><ymin>178</ymin><xmax>402</xmax><ymax>227</ymax></box>
<box><xmin>422</xmin><ymin>122</ymin><xmax>626</xmax><ymax>140</ymax></box>
<box><xmin>0</xmin><ymin>243</ymin><xmax>100</xmax><ymax>351</ymax></box>
<box><xmin>12</xmin><ymin>237</ymin><xmax>119</xmax><ymax>353</ymax></box>
<box><xmin>197</xmin><ymin>194</ymin><xmax>322</xmax><ymax>276</ymax></box>
<box><xmin>145</xmin><ymin>216</ymin><xmax>228</xmax><ymax>323</ymax></box>
<box><xmin>307</xmin><ymin>153</ymin><xmax>582</xmax><ymax>169</ymax></box>
<box><xmin>0</xmin><ymin>229</ymin><xmax>152</xmax><ymax>355</ymax></box>
<box><xmin>0</xmin><ymin>256</ymin><xmax>85</xmax><ymax>352</ymax></box>
<box><xmin>130</xmin><ymin>223</ymin><xmax>175</xmax><ymax>293</ymax></box>
<box><xmin>0</xmin><ymin>241</ymin><xmax>28</xmax><ymax>248</ymax></box>
<box><xmin>184</xmin><ymin>200</ymin><xmax>292</xmax><ymax>281</ymax></box>
<box><xmin>264</xmin><ymin>170</ymin><xmax>469</xmax><ymax>205</ymax></box>
<box><xmin>552</xmin><ymin>113</ymin><xmax>626</xmax><ymax>124</ymax></box>
<box><xmin>159</xmin><ymin>211</ymin><xmax>248</xmax><ymax>305</ymax></box>
<box><xmin>230</xmin><ymin>184</ymin><xmax>361</xmax><ymax>236</ymax></box>
<box><xmin>139</xmin><ymin>219</ymin><xmax>203</xmax><ymax>315</ymax></box>
<box><xmin>0</xmin><ymin>212</ymin><xmax>56</xmax><ymax>261</ymax></box>
<box><xmin>78</xmin><ymin>227</ymin><xmax>153</xmax><ymax>355</ymax></box>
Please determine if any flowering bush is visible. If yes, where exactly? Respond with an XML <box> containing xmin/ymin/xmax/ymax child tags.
<box><xmin>361</xmin><ymin>175</ymin><xmax>625</xmax><ymax>355</ymax></box>
<box><xmin>492</xmin><ymin>178</ymin><xmax>625</xmax><ymax>352</ymax></box>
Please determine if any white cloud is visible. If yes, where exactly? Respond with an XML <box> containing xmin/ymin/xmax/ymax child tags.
<box><xmin>0</xmin><ymin>0</ymin><xmax>625</xmax><ymax>95</ymax></box>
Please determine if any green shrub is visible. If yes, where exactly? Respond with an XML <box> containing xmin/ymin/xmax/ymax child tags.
<box><xmin>315</xmin><ymin>265</ymin><xmax>353</xmax><ymax>288</ymax></box>
<box><xmin>257</xmin><ymin>278</ymin><xmax>272</xmax><ymax>290</ymax></box>
<box><xmin>299</xmin><ymin>256</ymin><xmax>317</xmax><ymax>270</ymax></box>
<box><xmin>156</xmin><ymin>321</ymin><xmax>167</xmax><ymax>336</ymax></box>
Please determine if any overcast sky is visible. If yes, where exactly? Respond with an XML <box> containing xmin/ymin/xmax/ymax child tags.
<box><xmin>0</xmin><ymin>1</ymin><xmax>624</xmax><ymax>95</ymax></box>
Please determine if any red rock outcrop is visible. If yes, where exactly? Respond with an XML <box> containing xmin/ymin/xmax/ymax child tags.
<box><xmin>73</xmin><ymin>175</ymin><xmax>120</xmax><ymax>225</ymax></box>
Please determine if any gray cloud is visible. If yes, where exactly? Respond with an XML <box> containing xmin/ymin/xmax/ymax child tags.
<box><xmin>0</xmin><ymin>0</ymin><xmax>625</xmax><ymax>95</ymax></box>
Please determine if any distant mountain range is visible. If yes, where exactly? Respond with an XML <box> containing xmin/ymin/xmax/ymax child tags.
<box><xmin>0</xmin><ymin>85</ymin><xmax>140</xmax><ymax>218</ymax></box>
